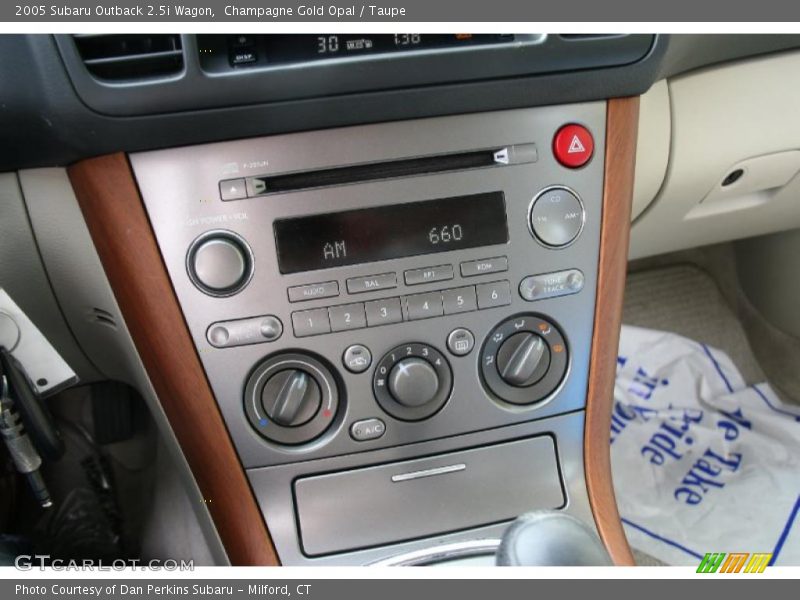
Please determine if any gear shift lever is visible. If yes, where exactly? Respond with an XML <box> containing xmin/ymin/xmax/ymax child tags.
<box><xmin>496</xmin><ymin>512</ymin><xmax>613</xmax><ymax>566</ymax></box>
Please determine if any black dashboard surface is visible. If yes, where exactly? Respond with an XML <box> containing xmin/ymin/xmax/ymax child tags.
<box><xmin>1</xmin><ymin>34</ymin><xmax>799</xmax><ymax>171</ymax></box>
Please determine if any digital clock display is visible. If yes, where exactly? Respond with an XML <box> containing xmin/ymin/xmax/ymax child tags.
<box><xmin>260</xmin><ymin>34</ymin><xmax>513</xmax><ymax>65</ymax></box>
<box><xmin>273</xmin><ymin>192</ymin><xmax>508</xmax><ymax>274</ymax></box>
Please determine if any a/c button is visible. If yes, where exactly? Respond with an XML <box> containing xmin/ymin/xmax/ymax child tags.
<box><xmin>350</xmin><ymin>418</ymin><xmax>386</xmax><ymax>442</ymax></box>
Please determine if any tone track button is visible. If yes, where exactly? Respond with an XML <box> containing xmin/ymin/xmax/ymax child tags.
<box><xmin>520</xmin><ymin>269</ymin><xmax>585</xmax><ymax>302</ymax></box>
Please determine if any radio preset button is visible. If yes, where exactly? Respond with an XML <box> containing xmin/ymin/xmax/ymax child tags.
<box><xmin>442</xmin><ymin>286</ymin><xmax>478</xmax><ymax>314</ymax></box>
<box><xmin>329</xmin><ymin>303</ymin><xmax>367</xmax><ymax>332</ymax></box>
<box><xmin>365</xmin><ymin>297</ymin><xmax>403</xmax><ymax>327</ymax></box>
<box><xmin>530</xmin><ymin>188</ymin><xmax>585</xmax><ymax>247</ymax></box>
<box><xmin>288</xmin><ymin>281</ymin><xmax>339</xmax><ymax>302</ymax></box>
<box><xmin>460</xmin><ymin>257</ymin><xmax>508</xmax><ymax>278</ymax></box>
<box><xmin>343</xmin><ymin>344</ymin><xmax>372</xmax><ymax>374</ymax></box>
<box><xmin>350</xmin><ymin>418</ymin><xmax>386</xmax><ymax>442</ymax></box>
<box><xmin>346</xmin><ymin>273</ymin><xmax>397</xmax><ymax>294</ymax></box>
<box><xmin>292</xmin><ymin>308</ymin><xmax>332</xmax><ymax>337</ymax></box>
<box><xmin>476</xmin><ymin>281</ymin><xmax>512</xmax><ymax>310</ymax></box>
<box><xmin>404</xmin><ymin>265</ymin><xmax>454</xmax><ymax>286</ymax></box>
<box><xmin>406</xmin><ymin>292</ymin><xmax>444</xmax><ymax>321</ymax></box>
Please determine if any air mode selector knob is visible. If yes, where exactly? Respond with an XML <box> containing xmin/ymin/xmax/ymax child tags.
<box><xmin>496</xmin><ymin>332</ymin><xmax>551</xmax><ymax>387</ymax></box>
<box><xmin>388</xmin><ymin>358</ymin><xmax>440</xmax><ymax>407</ymax></box>
<box><xmin>261</xmin><ymin>369</ymin><xmax>321</xmax><ymax>427</ymax></box>
<box><xmin>481</xmin><ymin>314</ymin><xmax>569</xmax><ymax>406</ymax></box>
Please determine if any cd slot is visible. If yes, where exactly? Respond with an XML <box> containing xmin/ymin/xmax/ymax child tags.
<box><xmin>231</xmin><ymin>144</ymin><xmax>537</xmax><ymax>198</ymax></box>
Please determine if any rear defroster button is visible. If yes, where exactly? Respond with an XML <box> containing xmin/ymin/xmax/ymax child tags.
<box><xmin>447</xmin><ymin>328</ymin><xmax>475</xmax><ymax>356</ymax></box>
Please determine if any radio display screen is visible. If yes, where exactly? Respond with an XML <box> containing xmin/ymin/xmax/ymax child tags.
<box><xmin>273</xmin><ymin>192</ymin><xmax>508</xmax><ymax>274</ymax></box>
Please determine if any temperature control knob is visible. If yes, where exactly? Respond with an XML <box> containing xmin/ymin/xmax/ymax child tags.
<box><xmin>244</xmin><ymin>353</ymin><xmax>339</xmax><ymax>445</ymax></box>
<box><xmin>481</xmin><ymin>315</ymin><xmax>568</xmax><ymax>406</ymax></box>
<box><xmin>496</xmin><ymin>332</ymin><xmax>551</xmax><ymax>387</ymax></box>
<box><xmin>373</xmin><ymin>343</ymin><xmax>452</xmax><ymax>421</ymax></box>
<box><xmin>261</xmin><ymin>369</ymin><xmax>321</xmax><ymax>427</ymax></box>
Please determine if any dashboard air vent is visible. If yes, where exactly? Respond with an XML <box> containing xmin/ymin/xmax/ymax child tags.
<box><xmin>72</xmin><ymin>34</ymin><xmax>183</xmax><ymax>82</ymax></box>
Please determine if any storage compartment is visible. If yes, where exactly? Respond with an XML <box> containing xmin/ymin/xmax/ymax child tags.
<box><xmin>293</xmin><ymin>435</ymin><xmax>564</xmax><ymax>556</ymax></box>
<box><xmin>630</xmin><ymin>50</ymin><xmax>800</xmax><ymax>259</ymax></box>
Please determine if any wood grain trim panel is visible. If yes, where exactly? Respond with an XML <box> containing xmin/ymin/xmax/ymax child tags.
<box><xmin>68</xmin><ymin>154</ymin><xmax>279</xmax><ymax>566</ymax></box>
<box><xmin>585</xmin><ymin>97</ymin><xmax>640</xmax><ymax>566</ymax></box>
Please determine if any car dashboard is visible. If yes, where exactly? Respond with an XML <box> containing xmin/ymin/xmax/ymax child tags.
<box><xmin>2</xmin><ymin>32</ymin><xmax>800</xmax><ymax>566</ymax></box>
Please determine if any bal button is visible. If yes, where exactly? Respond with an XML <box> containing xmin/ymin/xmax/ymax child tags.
<box><xmin>553</xmin><ymin>124</ymin><xmax>594</xmax><ymax>169</ymax></box>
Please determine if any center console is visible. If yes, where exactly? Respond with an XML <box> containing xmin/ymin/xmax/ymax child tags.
<box><xmin>130</xmin><ymin>101</ymin><xmax>607</xmax><ymax>564</ymax></box>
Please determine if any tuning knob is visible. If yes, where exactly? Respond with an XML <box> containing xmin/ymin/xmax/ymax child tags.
<box><xmin>496</xmin><ymin>332</ymin><xmax>551</xmax><ymax>387</ymax></box>
<box><xmin>261</xmin><ymin>369</ymin><xmax>321</xmax><ymax>427</ymax></box>
<box><xmin>388</xmin><ymin>358</ymin><xmax>440</xmax><ymax>407</ymax></box>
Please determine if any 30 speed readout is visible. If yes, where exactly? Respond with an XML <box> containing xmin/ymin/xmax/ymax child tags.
<box><xmin>428</xmin><ymin>224</ymin><xmax>463</xmax><ymax>245</ymax></box>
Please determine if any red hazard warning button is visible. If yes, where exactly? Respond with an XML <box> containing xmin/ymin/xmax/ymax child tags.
<box><xmin>553</xmin><ymin>124</ymin><xmax>594</xmax><ymax>168</ymax></box>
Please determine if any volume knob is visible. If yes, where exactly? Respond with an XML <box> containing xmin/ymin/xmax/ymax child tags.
<box><xmin>187</xmin><ymin>231</ymin><xmax>252</xmax><ymax>296</ymax></box>
<box><xmin>496</xmin><ymin>332</ymin><xmax>551</xmax><ymax>387</ymax></box>
<box><xmin>388</xmin><ymin>358</ymin><xmax>440</xmax><ymax>407</ymax></box>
